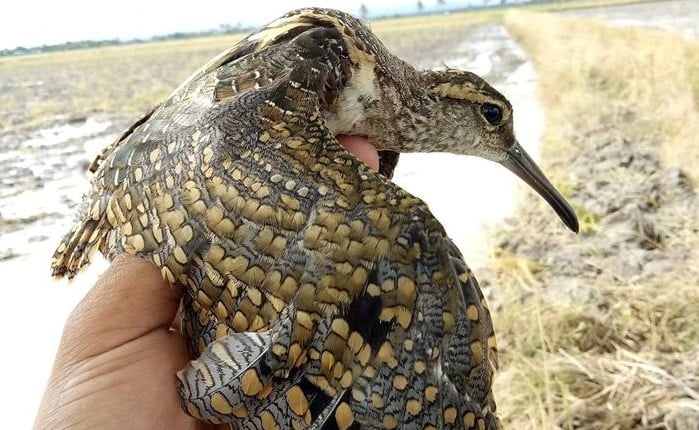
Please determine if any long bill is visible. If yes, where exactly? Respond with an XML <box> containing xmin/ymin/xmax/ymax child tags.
<box><xmin>501</xmin><ymin>141</ymin><xmax>579</xmax><ymax>233</ymax></box>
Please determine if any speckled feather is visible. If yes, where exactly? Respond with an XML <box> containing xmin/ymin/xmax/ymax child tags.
<box><xmin>52</xmin><ymin>8</ymin><xmax>505</xmax><ymax>429</ymax></box>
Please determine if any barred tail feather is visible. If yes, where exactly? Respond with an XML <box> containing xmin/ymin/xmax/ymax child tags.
<box><xmin>177</xmin><ymin>332</ymin><xmax>273</xmax><ymax>423</ymax></box>
<box><xmin>51</xmin><ymin>195</ymin><xmax>110</xmax><ymax>278</ymax></box>
<box><xmin>51</xmin><ymin>220</ymin><xmax>104</xmax><ymax>278</ymax></box>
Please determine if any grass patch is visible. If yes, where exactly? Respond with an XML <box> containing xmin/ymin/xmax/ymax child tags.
<box><xmin>688</xmin><ymin>51</ymin><xmax>699</xmax><ymax>106</ymax></box>
<box><xmin>507</xmin><ymin>9</ymin><xmax>699</xmax><ymax>181</ymax></box>
<box><xmin>488</xmin><ymin>10</ymin><xmax>699</xmax><ymax>429</ymax></box>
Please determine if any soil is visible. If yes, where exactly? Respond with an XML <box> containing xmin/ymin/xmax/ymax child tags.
<box><xmin>483</xmin><ymin>118</ymin><xmax>699</xmax><ymax>301</ymax></box>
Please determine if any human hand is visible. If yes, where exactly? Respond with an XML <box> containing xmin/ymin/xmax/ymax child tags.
<box><xmin>337</xmin><ymin>134</ymin><xmax>380</xmax><ymax>171</ymax></box>
<box><xmin>33</xmin><ymin>254</ymin><xmax>223</xmax><ymax>430</ymax></box>
<box><xmin>34</xmin><ymin>136</ymin><xmax>378</xmax><ymax>429</ymax></box>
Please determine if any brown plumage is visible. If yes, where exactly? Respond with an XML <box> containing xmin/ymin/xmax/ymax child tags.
<box><xmin>52</xmin><ymin>8</ymin><xmax>577</xmax><ymax>429</ymax></box>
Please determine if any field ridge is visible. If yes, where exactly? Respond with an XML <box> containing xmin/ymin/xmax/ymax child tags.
<box><xmin>486</xmin><ymin>10</ymin><xmax>699</xmax><ymax>429</ymax></box>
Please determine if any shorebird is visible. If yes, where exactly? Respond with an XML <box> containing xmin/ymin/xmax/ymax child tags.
<box><xmin>52</xmin><ymin>8</ymin><xmax>577</xmax><ymax>429</ymax></box>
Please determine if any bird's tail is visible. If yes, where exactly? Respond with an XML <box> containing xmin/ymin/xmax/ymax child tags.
<box><xmin>51</xmin><ymin>194</ymin><xmax>111</xmax><ymax>278</ymax></box>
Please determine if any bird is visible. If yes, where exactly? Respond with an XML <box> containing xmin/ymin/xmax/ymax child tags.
<box><xmin>52</xmin><ymin>7</ymin><xmax>578</xmax><ymax>430</ymax></box>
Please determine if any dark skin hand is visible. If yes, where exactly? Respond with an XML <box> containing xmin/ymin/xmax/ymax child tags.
<box><xmin>34</xmin><ymin>136</ymin><xmax>379</xmax><ymax>430</ymax></box>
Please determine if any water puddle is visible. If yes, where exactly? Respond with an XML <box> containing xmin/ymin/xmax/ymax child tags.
<box><xmin>22</xmin><ymin>118</ymin><xmax>111</xmax><ymax>149</ymax></box>
<box><xmin>0</xmin><ymin>119</ymin><xmax>116</xmax><ymax>256</ymax></box>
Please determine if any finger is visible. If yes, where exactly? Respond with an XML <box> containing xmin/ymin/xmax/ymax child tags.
<box><xmin>338</xmin><ymin>134</ymin><xmax>379</xmax><ymax>171</ymax></box>
<box><xmin>60</xmin><ymin>254</ymin><xmax>183</xmax><ymax>361</ymax></box>
<box><xmin>171</xmin><ymin>299</ymin><xmax>184</xmax><ymax>333</ymax></box>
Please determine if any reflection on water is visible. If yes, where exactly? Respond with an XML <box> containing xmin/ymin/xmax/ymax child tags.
<box><xmin>0</xmin><ymin>119</ymin><xmax>114</xmax><ymax>259</ymax></box>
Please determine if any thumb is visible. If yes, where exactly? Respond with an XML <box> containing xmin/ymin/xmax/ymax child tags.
<box><xmin>59</xmin><ymin>253</ymin><xmax>183</xmax><ymax>362</ymax></box>
<box><xmin>338</xmin><ymin>134</ymin><xmax>380</xmax><ymax>171</ymax></box>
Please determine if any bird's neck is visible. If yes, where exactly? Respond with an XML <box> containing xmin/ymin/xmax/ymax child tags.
<box><xmin>324</xmin><ymin>62</ymin><xmax>435</xmax><ymax>152</ymax></box>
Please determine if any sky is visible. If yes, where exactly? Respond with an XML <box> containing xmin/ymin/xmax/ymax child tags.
<box><xmin>0</xmin><ymin>0</ymin><xmax>489</xmax><ymax>50</ymax></box>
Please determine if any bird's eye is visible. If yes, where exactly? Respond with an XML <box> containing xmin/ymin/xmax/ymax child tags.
<box><xmin>481</xmin><ymin>103</ymin><xmax>502</xmax><ymax>125</ymax></box>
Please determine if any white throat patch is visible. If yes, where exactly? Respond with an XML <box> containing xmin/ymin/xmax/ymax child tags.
<box><xmin>324</xmin><ymin>63</ymin><xmax>379</xmax><ymax>136</ymax></box>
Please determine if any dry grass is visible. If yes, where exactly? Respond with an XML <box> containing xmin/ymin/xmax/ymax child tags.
<box><xmin>493</xmin><ymin>257</ymin><xmax>699</xmax><ymax>428</ymax></box>
<box><xmin>371</xmin><ymin>0</ymin><xmax>652</xmax><ymax>32</ymax></box>
<box><xmin>488</xmin><ymin>10</ymin><xmax>699</xmax><ymax>429</ymax></box>
<box><xmin>507</xmin><ymin>9</ymin><xmax>699</xmax><ymax>182</ymax></box>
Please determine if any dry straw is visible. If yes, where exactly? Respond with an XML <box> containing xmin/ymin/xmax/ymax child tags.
<box><xmin>489</xmin><ymin>10</ymin><xmax>699</xmax><ymax>430</ymax></box>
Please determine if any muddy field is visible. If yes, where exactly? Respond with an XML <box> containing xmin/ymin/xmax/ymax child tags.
<box><xmin>561</xmin><ymin>0</ymin><xmax>698</xmax><ymax>37</ymax></box>
<box><xmin>0</xmin><ymin>0</ymin><xmax>696</xmax><ymax>428</ymax></box>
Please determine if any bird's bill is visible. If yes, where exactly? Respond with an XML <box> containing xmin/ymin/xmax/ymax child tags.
<box><xmin>502</xmin><ymin>141</ymin><xmax>579</xmax><ymax>233</ymax></box>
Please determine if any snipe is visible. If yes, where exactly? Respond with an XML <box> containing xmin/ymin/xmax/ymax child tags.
<box><xmin>53</xmin><ymin>8</ymin><xmax>577</xmax><ymax>429</ymax></box>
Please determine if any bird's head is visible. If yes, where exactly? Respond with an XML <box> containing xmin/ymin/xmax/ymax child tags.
<box><xmin>259</xmin><ymin>8</ymin><xmax>578</xmax><ymax>232</ymax></box>
<box><xmin>384</xmin><ymin>69</ymin><xmax>579</xmax><ymax>232</ymax></box>
<box><xmin>417</xmin><ymin>69</ymin><xmax>515</xmax><ymax>160</ymax></box>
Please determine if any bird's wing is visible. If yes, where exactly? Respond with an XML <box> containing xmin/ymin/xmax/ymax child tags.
<box><xmin>51</xmin><ymin>18</ymin><xmax>351</xmax><ymax>277</ymax></box>
<box><xmin>172</xmin><ymin>26</ymin><xmax>497</xmax><ymax>428</ymax></box>
<box><xmin>177</xmin><ymin>200</ymin><xmax>500</xmax><ymax>429</ymax></box>
<box><xmin>83</xmin><ymin>35</ymin><xmax>263</xmax><ymax>179</ymax></box>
